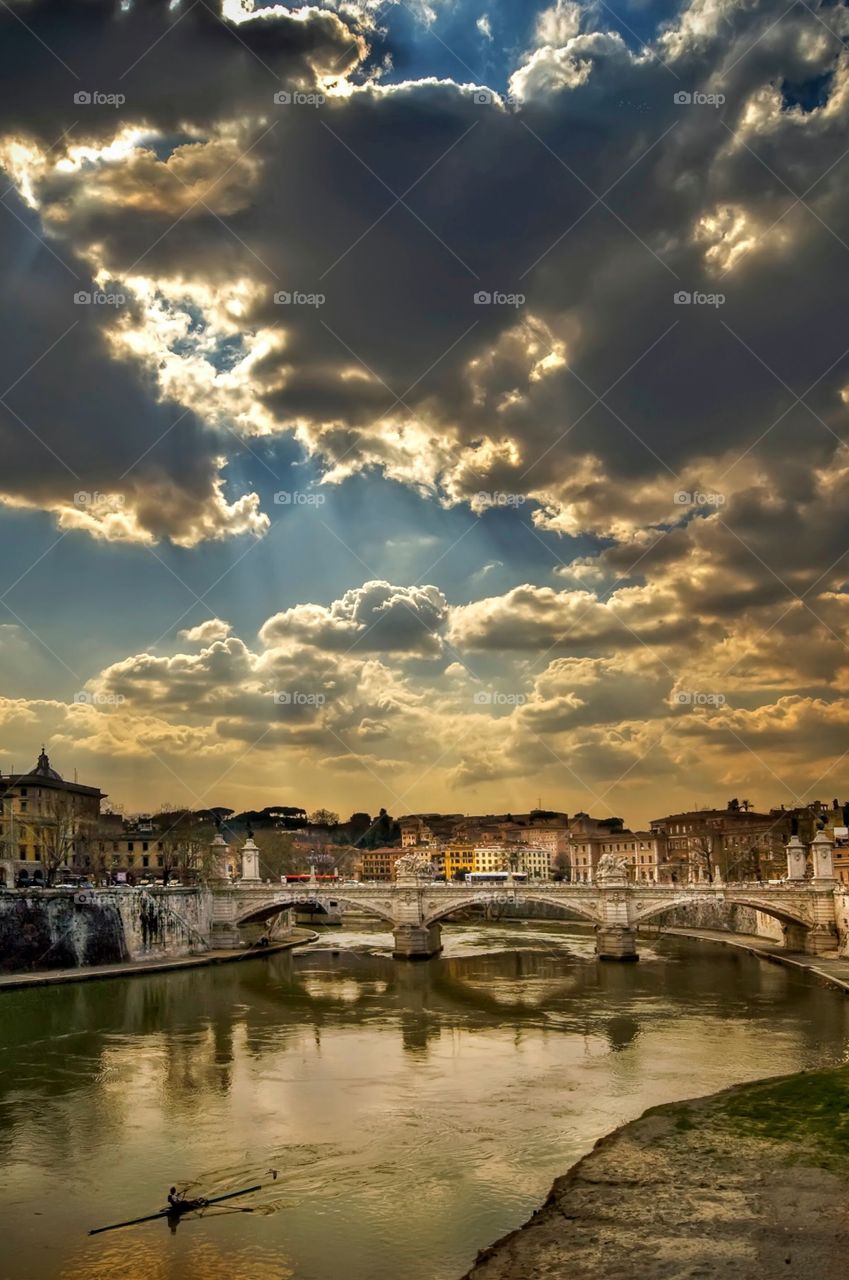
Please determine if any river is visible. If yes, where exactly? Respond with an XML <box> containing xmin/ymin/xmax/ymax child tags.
<box><xmin>1</xmin><ymin>920</ymin><xmax>847</xmax><ymax>1280</ymax></box>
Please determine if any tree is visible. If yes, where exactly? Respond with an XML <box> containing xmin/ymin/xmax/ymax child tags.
<box><xmin>309</xmin><ymin>809</ymin><xmax>339</xmax><ymax>827</ymax></box>
<box><xmin>253</xmin><ymin>830</ymin><xmax>299</xmax><ymax>880</ymax></box>
<box><xmin>157</xmin><ymin>812</ymin><xmax>207</xmax><ymax>884</ymax></box>
<box><xmin>689</xmin><ymin>833</ymin><xmax>715</xmax><ymax>883</ymax></box>
<box><xmin>552</xmin><ymin>850</ymin><xmax>571</xmax><ymax>882</ymax></box>
<box><xmin>40</xmin><ymin>793</ymin><xmax>90</xmax><ymax>885</ymax></box>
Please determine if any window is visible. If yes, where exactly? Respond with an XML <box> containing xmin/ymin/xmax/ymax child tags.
<box><xmin>127</xmin><ymin>842</ymin><xmax>134</xmax><ymax>852</ymax></box>
<box><xmin>18</xmin><ymin>847</ymin><xmax>26</xmax><ymax>860</ymax></box>
<box><xmin>142</xmin><ymin>855</ymin><xmax>150</xmax><ymax>868</ymax></box>
<box><xmin>20</xmin><ymin>788</ymin><xmax>27</xmax><ymax>796</ymax></box>
<box><xmin>142</xmin><ymin>842</ymin><xmax>149</xmax><ymax>852</ymax></box>
<box><xmin>19</xmin><ymin>801</ymin><xmax>27</xmax><ymax>812</ymax></box>
<box><xmin>34</xmin><ymin>849</ymin><xmax>41</xmax><ymax>861</ymax></box>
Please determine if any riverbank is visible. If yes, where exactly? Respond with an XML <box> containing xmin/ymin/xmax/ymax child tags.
<box><xmin>463</xmin><ymin>931</ymin><xmax>849</xmax><ymax>1280</ymax></box>
<box><xmin>660</xmin><ymin>925</ymin><xmax>849</xmax><ymax>994</ymax></box>
<box><xmin>0</xmin><ymin>927</ymin><xmax>317</xmax><ymax>990</ymax></box>
<box><xmin>463</xmin><ymin>1062</ymin><xmax>849</xmax><ymax>1280</ymax></box>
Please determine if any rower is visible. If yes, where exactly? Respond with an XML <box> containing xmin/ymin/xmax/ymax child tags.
<box><xmin>167</xmin><ymin>1187</ymin><xmax>184</xmax><ymax>1209</ymax></box>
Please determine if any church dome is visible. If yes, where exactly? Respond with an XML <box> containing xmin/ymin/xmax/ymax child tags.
<box><xmin>32</xmin><ymin>748</ymin><xmax>62</xmax><ymax>781</ymax></box>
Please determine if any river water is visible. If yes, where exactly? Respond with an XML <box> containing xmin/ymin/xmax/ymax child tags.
<box><xmin>1</xmin><ymin>920</ymin><xmax>848</xmax><ymax>1280</ymax></box>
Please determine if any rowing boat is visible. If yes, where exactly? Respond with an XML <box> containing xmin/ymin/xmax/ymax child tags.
<box><xmin>88</xmin><ymin>1184</ymin><xmax>263</xmax><ymax>1235</ymax></box>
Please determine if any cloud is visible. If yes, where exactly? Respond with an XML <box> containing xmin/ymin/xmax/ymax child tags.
<box><xmin>259</xmin><ymin>580</ymin><xmax>449</xmax><ymax>654</ymax></box>
<box><xmin>179</xmin><ymin>618</ymin><xmax>234</xmax><ymax>644</ymax></box>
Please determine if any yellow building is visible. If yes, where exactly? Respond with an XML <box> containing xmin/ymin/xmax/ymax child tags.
<box><xmin>442</xmin><ymin>841</ymin><xmax>475</xmax><ymax>881</ymax></box>
<box><xmin>0</xmin><ymin>750</ymin><xmax>103</xmax><ymax>886</ymax></box>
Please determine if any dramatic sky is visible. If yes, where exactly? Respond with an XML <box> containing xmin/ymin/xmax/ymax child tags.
<box><xmin>1</xmin><ymin>0</ymin><xmax>848</xmax><ymax>823</ymax></box>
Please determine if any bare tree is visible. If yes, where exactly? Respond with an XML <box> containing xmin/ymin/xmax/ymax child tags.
<box><xmin>688</xmin><ymin>833</ymin><xmax>715</xmax><ymax>883</ymax></box>
<box><xmin>40</xmin><ymin>793</ymin><xmax>91</xmax><ymax>885</ymax></box>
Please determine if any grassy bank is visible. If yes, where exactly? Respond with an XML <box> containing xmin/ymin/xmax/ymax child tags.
<box><xmin>464</xmin><ymin>1064</ymin><xmax>849</xmax><ymax>1280</ymax></box>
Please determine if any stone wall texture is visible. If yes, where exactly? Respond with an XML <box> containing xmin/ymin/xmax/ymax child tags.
<box><xmin>0</xmin><ymin>888</ymin><xmax>212</xmax><ymax>972</ymax></box>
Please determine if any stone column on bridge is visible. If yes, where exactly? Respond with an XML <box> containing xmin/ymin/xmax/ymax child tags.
<box><xmin>239</xmin><ymin>835</ymin><xmax>261</xmax><ymax>883</ymax></box>
<box><xmin>595</xmin><ymin>856</ymin><xmax>638</xmax><ymax>961</ymax></box>
<box><xmin>805</xmin><ymin>830</ymin><xmax>839</xmax><ymax>954</ymax></box>
<box><xmin>785</xmin><ymin>835</ymin><xmax>807</xmax><ymax>881</ymax></box>
<box><xmin>392</xmin><ymin>853</ymin><xmax>442</xmax><ymax>959</ymax></box>
<box><xmin>209</xmin><ymin>832</ymin><xmax>232</xmax><ymax>883</ymax></box>
<box><xmin>811</xmin><ymin>829</ymin><xmax>836</xmax><ymax>882</ymax></box>
<box><xmin>208</xmin><ymin>833</ymin><xmax>240</xmax><ymax>948</ymax></box>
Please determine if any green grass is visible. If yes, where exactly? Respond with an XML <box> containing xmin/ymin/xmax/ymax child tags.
<box><xmin>711</xmin><ymin>1066</ymin><xmax>849</xmax><ymax>1165</ymax></box>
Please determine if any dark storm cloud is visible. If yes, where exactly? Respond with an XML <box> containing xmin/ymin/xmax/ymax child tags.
<box><xmin>0</xmin><ymin>186</ymin><xmax>269</xmax><ymax>543</ymax></box>
<box><xmin>8</xmin><ymin>0</ymin><xmax>846</xmax><ymax>544</ymax></box>
<box><xmin>0</xmin><ymin>0</ymin><xmax>364</xmax><ymax>137</ymax></box>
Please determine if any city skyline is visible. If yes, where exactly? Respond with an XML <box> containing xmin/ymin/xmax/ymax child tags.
<box><xmin>2</xmin><ymin>1</ymin><xmax>849</xmax><ymax>827</ymax></box>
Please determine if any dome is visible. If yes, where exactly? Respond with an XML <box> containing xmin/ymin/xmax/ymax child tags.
<box><xmin>32</xmin><ymin>748</ymin><xmax>62</xmax><ymax>781</ymax></box>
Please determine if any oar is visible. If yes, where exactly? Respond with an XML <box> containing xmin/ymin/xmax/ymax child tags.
<box><xmin>88</xmin><ymin>1184</ymin><xmax>263</xmax><ymax>1235</ymax></box>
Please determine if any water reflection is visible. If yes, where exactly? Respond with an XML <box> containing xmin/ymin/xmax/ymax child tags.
<box><xmin>0</xmin><ymin>922</ymin><xmax>847</xmax><ymax>1280</ymax></box>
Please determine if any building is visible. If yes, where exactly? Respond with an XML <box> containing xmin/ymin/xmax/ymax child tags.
<box><xmin>360</xmin><ymin>846</ymin><xmax>406</xmax><ymax>882</ymax></box>
<box><xmin>442</xmin><ymin>841</ymin><xmax>476</xmax><ymax>881</ymax></box>
<box><xmin>565</xmin><ymin>813</ymin><xmax>660</xmax><ymax>883</ymax></box>
<box><xmin>650</xmin><ymin>801</ymin><xmax>791</xmax><ymax>883</ymax></box>
<box><xmin>0</xmin><ymin>750</ymin><xmax>103</xmax><ymax>886</ymax></box>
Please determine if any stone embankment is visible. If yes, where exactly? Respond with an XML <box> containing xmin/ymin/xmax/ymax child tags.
<box><xmin>0</xmin><ymin>887</ymin><xmax>216</xmax><ymax>971</ymax></box>
<box><xmin>0</xmin><ymin>927</ymin><xmax>316</xmax><ymax>990</ymax></box>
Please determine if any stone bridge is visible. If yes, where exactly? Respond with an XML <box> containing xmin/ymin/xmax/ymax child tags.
<box><xmin>208</xmin><ymin>831</ymin><xmax>845</xmax><ymax>960</ymax></box>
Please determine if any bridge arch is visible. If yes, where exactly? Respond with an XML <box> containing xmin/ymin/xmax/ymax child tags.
<box><xmin>422</xmin><ymin>893</ymin><xmax>602</xmax><ymax>929</ymax></box>
<box><xmin>630</xmin><ymin>894</ymin><xmax>812</xmax><ymax>931</ymax></box>
<box><xmin>235</xmin><ymin>893</ymin><xmax>396</xmax><ymax>929</ymax></box>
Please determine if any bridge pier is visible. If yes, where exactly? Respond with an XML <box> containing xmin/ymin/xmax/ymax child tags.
<box><xmin>595</xmin><ymin>925</ymin><xmax>638</xmax><ymax>962</ymax></box>
<box><xmin>393</xmin><ymin>922</ymin><xmax>442</xmax><ymax>960</ymax></box>
<box><xmin>781</xmin><ymin>922</ymin><xmax>808</xmax><ymax>954</ymax></box>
